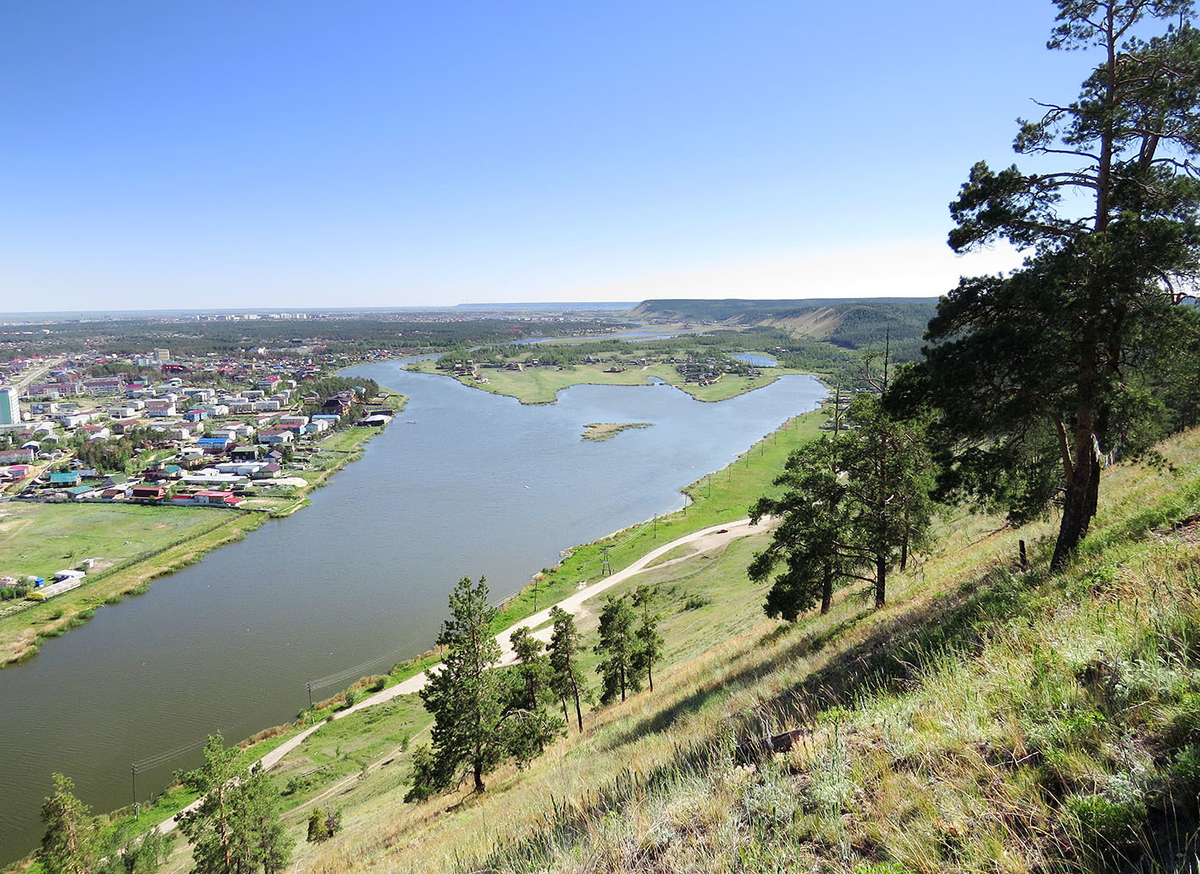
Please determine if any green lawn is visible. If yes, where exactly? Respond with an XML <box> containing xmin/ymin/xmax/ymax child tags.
<box><xmin>0</xmin><ymin>503</ymin><xmax>226</xmax><ymax>581</ymax></box>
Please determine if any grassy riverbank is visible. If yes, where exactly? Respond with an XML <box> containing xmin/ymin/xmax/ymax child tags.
<box><xmin>406</xmin><ymin>358</ymin><xmax>808</xmax><ymax>404</ymax></box>
<box><xmin>0</xmin><ymin>392</ymin><xmax>405</xmax><ymax>668</ymax></box>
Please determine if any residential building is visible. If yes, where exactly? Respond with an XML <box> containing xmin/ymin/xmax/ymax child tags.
<box><xmin>0</xmin><ymin>386</ymin><xmax>19</xmax><ymax>425</ymax></box>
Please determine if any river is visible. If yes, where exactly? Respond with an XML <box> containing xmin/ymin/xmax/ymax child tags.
<box><xmin>0</xmin><ymin>359</ymin><xmax>824</xmax><ymax>865</ymax></box>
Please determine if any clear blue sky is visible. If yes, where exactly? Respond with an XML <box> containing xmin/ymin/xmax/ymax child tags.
<box><xmin>1</xmin><ymin>1</ymin><xmax>1085</xmax><ymax>311</ymax></box>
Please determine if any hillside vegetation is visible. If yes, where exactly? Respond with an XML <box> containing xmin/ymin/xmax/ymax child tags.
<box><xmin>629</xmin><ymin>298</ymin><xmax>938</xmax><ymax>354</ymax></box>
<box><xmin>242</xmin><ymin>427</ymin><xmax>1200</xmax><ymax>873</ymax></box>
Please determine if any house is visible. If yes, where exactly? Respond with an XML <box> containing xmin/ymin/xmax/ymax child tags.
<box><xmin>230</xmin><ymin>445</ymin><xmax>261</xmax><ymax>462</ymax></box>
<box><xmin>183</xmin><ymin>409</ymin><xmax>209</xmax><ymax>422</ymax></box>
<box><xmin>250</xmin><ymin>462</ymin><xmax>281</xmax><ymax>479</ymax></box>
<box><xmin>258</xmin><ymin>428</ymin><xmax>293</xmax><ymax>445</ymax></box>
<box><xmin>66</xmin><ymin>485</ymin><xmax>100</xmax><ymax>501</ymax></box>
<box><xmin>145</xmin><ymin>399</ymin><xmax>177</xmax><ymax>418</ymax></box>
<box><xmin>197</xmin><ymin>436</ymin><xmax>232</xmax><ymax>454</ymax></box>
<box><xmin>82</xmin><ymin>377</ymin><xmax>124</xmax><ymax>395</ymax></box>
<box><xmin>194</xmin><ymin>490</ymin><xmax>242</xmax><ymax>506</ymax></box>
<box><xmin>0</xmin><ymin>448</ymin><xmax>34</xmax><ymax>465</ymax></box>
<box><xmin>130</xmin><ymin>485</ymin><xmax>167</xmax><ymax>501</ymax></box>
<box><xmin>101</xmin><ymin>487</ymin><xmax>128</xmax><ymax>501</ymax></box>
<box><xmin>48</xmin><ymin>471</ymin><xmax>81</xmax><ymax>487</ymax></box>
<box><xmin>2</xmin><ymin>464</ymin><xmax>32</xmax><ymax>481</ymax></box>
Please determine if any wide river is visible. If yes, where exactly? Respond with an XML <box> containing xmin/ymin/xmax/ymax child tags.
<box><xmin>0</xmin><ymin>359</ymin><xmax>824</xmax><ymax>865</ymax></box>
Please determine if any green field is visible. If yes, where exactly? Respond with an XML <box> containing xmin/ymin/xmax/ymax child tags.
<box><xmin>0</xmin><ymin>503</ymin><xmax>226</xmax><ymax>582</ymax></box>
<box><xmin>407</xmin><ymin>359</ymin><xmax>806</xmax><ymax>404</ymax></box>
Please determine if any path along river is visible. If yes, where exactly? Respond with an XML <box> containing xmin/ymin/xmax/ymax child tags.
<box><xmin>0</xmin><ymin>358</ymin><xmax>824</xmax><ymax>865</ymax></box>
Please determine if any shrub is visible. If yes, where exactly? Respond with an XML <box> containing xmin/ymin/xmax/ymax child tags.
<box><xmin>1064</xmin><ymin>792</ymin><xmax>1147</xmax><ymax>851</ymax></box>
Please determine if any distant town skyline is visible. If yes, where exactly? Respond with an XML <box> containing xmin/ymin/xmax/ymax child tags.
<box><xmin>2</xmin><ymin>1</ymin><xmax>1072</xmax><ymax>312</ymax></box>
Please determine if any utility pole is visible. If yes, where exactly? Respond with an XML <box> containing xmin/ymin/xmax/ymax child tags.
<box><xmin>600</xmin><ymin>546</ymin><xmax>611</xmax><ymax>577</ymax></box>
<box><xmin>131</xmin><ymin>764</ymin><xmax>138</xmax><ymax>816</ymax></box>
<box><xmin>306</xmin><ymin>681</ymin><xmax>313</xmax><ymax>709</ymax></box>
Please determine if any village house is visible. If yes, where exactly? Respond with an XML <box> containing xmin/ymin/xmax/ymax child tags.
<box><xmin>257</xmin><ymin>428</ymin><xmax>294</xmax><ymax>446</ymax></box>
<box><xmin>0</xmin><ymin>448</ymin><xmax>34</xmax><ymax>465</ymax></box>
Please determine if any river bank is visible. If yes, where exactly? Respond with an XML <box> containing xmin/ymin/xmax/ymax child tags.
<box><xmin>0</xmin><ymin>391</ymin><xmax>405</xmax><ymax>668</ymax></box>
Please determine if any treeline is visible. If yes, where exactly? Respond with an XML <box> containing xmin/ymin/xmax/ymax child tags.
<box><xmin>1</xmin><ymin>317</ymin><xmax>623</xmax><ymax>359</ymax></box>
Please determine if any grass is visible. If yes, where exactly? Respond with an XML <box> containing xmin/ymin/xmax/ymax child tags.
<box><xmin>407</xmin><ymin>359</ymin><xmax>807</xmax><ymax>405</ymax></box>
<box><xmin>238</xmin><ymin>425</ymin><xmax>1200</xmax><ymax>874</ymax></box>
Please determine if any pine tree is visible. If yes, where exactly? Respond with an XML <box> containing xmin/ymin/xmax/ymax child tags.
<box><xmin>407</xmin><ymin>576</ymin><xmax>558</xmax><ymax>802</ymax></box>
<box><xmin>410</xmin><ymin>575</ymin><xmax>504</xmax><ymax>797</ymax></box>
<box><xmin>893</xmin><ymin>0</ymin><xmax>1200</xmax><ymax>570</ymax></box>
<box><xmin>306</xmin><ymin>808</ymin><xmax>331</xmax><ymax>844</ymax></box>
<box><xmin>631</xmin><ymin>586</ymin><xmax>664</xmax><ymax>692</ymax></box>
<box><xmin>178</xmin><ymin>735</ymin><xmax>292</xmax><ymax>874</ymax></box>
<box><xmin>750</xmin><ymin>395</ymin><xmax>933</xmax><ymax>615</ymax></box>
<box><xmin>548</xmin><ymin>606</ymin><xmax>588</xmax><ymax>732</ymax></box>
<box><xmin>595</xmin><ymin>596</ymin><xmax>640</xmax><ymax>704</ymax></box>
<box><xmin>38</xmin><ymin>773</ymin><xmax>98</xmax><ymax>874</ymax></box>
<box><xmin>504</xmin><ymin>626</ymin><xmax>564</xmax><ymax>764</ymax></box>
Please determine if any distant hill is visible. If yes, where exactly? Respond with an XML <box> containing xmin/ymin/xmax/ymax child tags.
<box><xmin>629</xmin><ymin>297</ymin><xmax>939</xmax><ymax>350</ymax></box>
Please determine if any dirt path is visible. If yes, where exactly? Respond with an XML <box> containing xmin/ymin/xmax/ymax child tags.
<box><xmin>153</xmin><ymin>517</ymin><xmax>763</xmax><ymax>836</ymax></box>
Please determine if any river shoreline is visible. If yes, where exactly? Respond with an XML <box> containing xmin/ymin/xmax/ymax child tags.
<box><xmin>0</xmin><ymin>390</ymin><xmax>406</xmax><ymax>669</ymax></box>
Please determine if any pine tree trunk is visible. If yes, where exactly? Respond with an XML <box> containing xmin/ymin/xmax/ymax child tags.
<box><xmin>1052</xmin><ymin>433</ymin><xmax>1098</xmax><ymax>571</ymax></box>
<box><xmin>820</xmin><ymin>560</ymin><xmax>833</xmax><ymax>614</ymax></box>
<box><xmin>573</xmin><ymin>687</ymin><xmax>583</xmax><ymax>732</ymax></box>
<box><xmin>875</xmin><ymin>555</ymin><xmax>887</xmax><ymax>609</ymax></box>
<box><xmin>647</xmin><ymin>661</ymin><xmax>654</xmax><ymax>693</ymax></box>
<box><xmin>474</xmin><ymin>760</ymin><xmax>485</xmax><ymax>793</ymax></box>
<box><xmin>561</xmin><ymin>696</ymin><xmax>569</xmax><ymax>728</ymax></box>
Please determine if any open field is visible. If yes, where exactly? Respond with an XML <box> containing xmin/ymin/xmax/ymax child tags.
<box><xmin>0</xmin><ymin>503</ymin><xmax>228</xmax><ymax>582</ymax></box>
<box><xmin>407</xmin><ymin>359</ymin><xmax>807</xmax><ymax>404</ymax></box>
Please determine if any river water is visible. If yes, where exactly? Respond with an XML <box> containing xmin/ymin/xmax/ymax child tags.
<box><xmin>0</xmin><ymin>359</ymin><xmax>824</xmax><ymax>865</ymax></box>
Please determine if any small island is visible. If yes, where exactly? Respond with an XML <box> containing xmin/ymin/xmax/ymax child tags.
<box><xmin>582</xmin><ymin>422</ymin><xmax>653</xmax><ymax>442</ymax></box>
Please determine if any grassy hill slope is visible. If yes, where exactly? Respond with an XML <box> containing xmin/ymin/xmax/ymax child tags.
<box><xmin>272</xmin><ymin>428</ymin><xmax>1200</xmax><ymax>873</ymax></box>
<box><xmin>629</xmin><ymin>298</ymin><xmax>938</xmax><ymax>352</ymax></box>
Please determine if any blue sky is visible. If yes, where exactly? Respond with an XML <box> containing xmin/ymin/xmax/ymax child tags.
<box><xmin>1</xmin><ymin>1</ymin><xmax>1084</xmax><ymax>311</ymax></box>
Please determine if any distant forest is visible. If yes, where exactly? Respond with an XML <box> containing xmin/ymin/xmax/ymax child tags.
<box><xmin>0</xmin><ymin>316</ymin><xmax>626</xmax><ymax>359</ymax></box>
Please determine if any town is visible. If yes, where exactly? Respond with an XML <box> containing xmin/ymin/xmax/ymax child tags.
<box><xmin>0</xmin><ymin>343</ymin><xmax>399</xmax><ymax>601</ymax></box>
